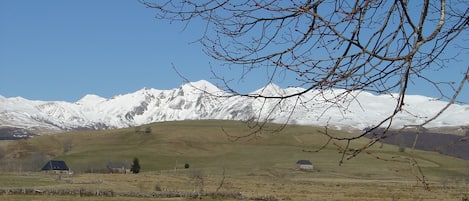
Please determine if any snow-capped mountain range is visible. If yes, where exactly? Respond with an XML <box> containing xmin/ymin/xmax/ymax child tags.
<box><xmin>1</xmin><ymin>80</ymin><xmax>468</xmax><ymax>135</ymax></box>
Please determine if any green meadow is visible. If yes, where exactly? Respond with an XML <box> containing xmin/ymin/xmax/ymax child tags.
<box><xmin>0</xmin><ymin>120</ymin><xmax>468</xmax><ymax>200</ymax></box>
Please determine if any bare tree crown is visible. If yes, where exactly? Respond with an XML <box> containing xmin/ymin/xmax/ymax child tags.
<box><xmin>142</xmin><ymin>0</ymin><xmax>468</xmax><ymax>144</ymax></box>
<box><xmin>143</xmin><ymin>0</ymin><xmax>467</xmax><ymax>97</ymax></box>
<box><xmin>143</xmin><ymin>0</ymin><xmax>468</xmax><ymax>187</ymax></box>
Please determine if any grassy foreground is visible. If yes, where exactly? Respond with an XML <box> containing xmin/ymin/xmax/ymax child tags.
<box><xmin>0</xmin><ymin>120</ymin><xmax>468</xmax><ymax>200</ymax></box>
<box><xmin>0</xmin><ymin>171</ymin><xmax>468</xmax><ymax>201</ymax></box>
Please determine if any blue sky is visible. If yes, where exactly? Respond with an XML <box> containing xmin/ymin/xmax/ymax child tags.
<box><xmin>1</xmin><ymin>1</ymin><xmax>468</xmax><ymax>103</ymax></box>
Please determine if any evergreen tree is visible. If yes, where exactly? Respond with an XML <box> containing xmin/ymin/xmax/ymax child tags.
<box><xmin>131</xmin><ymin>157</ymin><xmax>140</xmax><ymax>174</ymax></box>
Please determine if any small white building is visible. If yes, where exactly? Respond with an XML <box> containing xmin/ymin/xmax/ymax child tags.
<box><xmin>296</xmin><ymin>160</ymin><xmax>314</xmax><ymax>171</ymax></box>
<box><xmin>107</xmin><ymin>162</ymin><xmax>131</xmax><ymax>174</ymax></box>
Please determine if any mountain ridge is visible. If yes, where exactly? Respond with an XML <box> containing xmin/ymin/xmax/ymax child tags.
<box><xmin>1</xmin><ymin>80</ymin><xmax>468</xmax><ymax>136</ymax></box>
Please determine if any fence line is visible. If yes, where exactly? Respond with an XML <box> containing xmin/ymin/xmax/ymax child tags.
<box><xmin>0</xmin><ymin>188</ymin><xmax>248</xmax><ymax>200</ymax></box>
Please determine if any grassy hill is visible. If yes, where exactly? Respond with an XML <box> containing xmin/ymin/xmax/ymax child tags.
<box><xmin>1</xmin><ymin>120</ymin><xmax>467</xmax><ymax>179</ymax></box>
<box><xmin>1</xmin><ymin>120</ymin><xmax>468</xmax><ymax>200</ymax></box>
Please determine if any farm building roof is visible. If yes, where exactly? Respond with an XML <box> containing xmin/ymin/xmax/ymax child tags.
<box><xmin>41</xmin><ymin>160</ymin><xmax>69</xmax><ymax>171</ymax></box>
<box><xmin>107</xmin><ymin>161</ymin><xmax>131</xmax><ymax>168</ymax></box>
<box><xmin>296</xmin><ymin>160</ymin><xmax>313</xmax><ymax>165</ymax></box>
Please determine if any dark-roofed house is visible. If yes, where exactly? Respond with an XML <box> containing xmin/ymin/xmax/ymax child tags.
<box><xmin>296</xmin><ymin>160</ymin><xmax>314</xmax><ymax>171</ymax></box>
<box><xmin>107</xmin><ymin>162</ymin><xmax>131</xmax><ymax>174</ymax></box>
<box><xmin>41</xmin><ymin>160</ymin><xmax>70</xmax><ymax>174</ymax></box>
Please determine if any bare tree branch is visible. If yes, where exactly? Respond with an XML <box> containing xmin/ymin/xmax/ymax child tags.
<box><xmin>143</xmin><ymin>0</ymin><xmax>469</xmax><ymax>187</ymax></box>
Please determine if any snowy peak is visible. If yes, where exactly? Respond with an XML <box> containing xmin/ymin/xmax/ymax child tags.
<box><xmin>0</xmin><ymin>80</ymin><xmax>468</xmax><ymax>136</ymax></box>
<box><xmin>76</xmin><ymin>94</ymin><xmax>107</xmax><ymax>105</ymax></box>
<box><xmin>180</xmin><ymin>80</ymin><xmax>226</xmax><ymax>95</ymax></box>
<box><xmin>251</xmin><ymin>82</ymin><xmax>285</xmax><ymax>96</ymax></box>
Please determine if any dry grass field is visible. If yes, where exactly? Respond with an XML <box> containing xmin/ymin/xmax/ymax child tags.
<box><xmin>1</xmin><ymin>120</ymin><xmax>468</xmax><ymax>200</ymax></box>
<box><xmin>0</xmin><ymin>171</ymin><xmax>468</xmax><ymax>201</ymax></box>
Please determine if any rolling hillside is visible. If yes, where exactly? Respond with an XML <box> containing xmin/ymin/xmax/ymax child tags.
<box><xmin>1</xmin><ymin>120</ymin><xmax>467</xmax><ymax>181</ymax></box>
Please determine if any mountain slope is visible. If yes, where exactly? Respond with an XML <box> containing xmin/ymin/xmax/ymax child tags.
<box><xmin>1</xmin><ymin>80</ymin><xmax>468</xmax><ymax>135</ymax></box>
